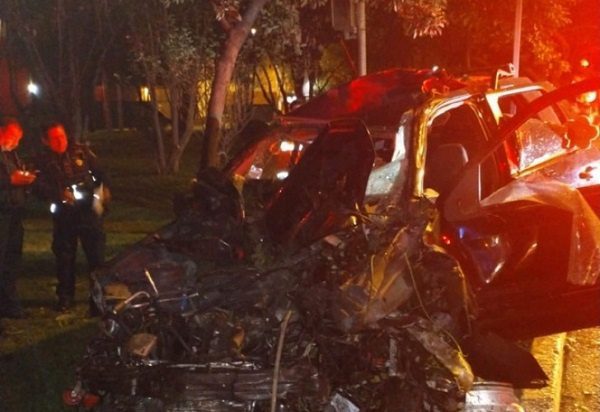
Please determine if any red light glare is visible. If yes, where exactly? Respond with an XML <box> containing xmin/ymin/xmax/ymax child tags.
<box><xmin>580</xmin><ymin>58</ymin><xmax>591</xmax><ymax>68</ymax></box>
<box><xmin>82</xmin><ymin>392</ymin><xmax>101</xmax><ymax>408</ymax></box>
<box><xmin>62</xmin><ymin>388</ymin><xmax>83</xmax><ymax>406</ymax></box>
<box><xmin>581</xmin><ymin>90</ymin><xmax>598</xmax><ymax>104</ymax></box>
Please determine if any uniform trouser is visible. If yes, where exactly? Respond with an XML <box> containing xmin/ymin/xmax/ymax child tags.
<box><xmin>53</xmin><ymin>206</ymin><xmax>105</xmax><ymax>300</ymax></box>
<box><xmin>0</xmin><ymin>209</ymin><xmax>24</xmax><ymax>315</ymax></box>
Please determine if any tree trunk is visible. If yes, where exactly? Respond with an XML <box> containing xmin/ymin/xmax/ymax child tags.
<box><xmin>116</xmin><ymin>82</ymin><xmax>124</xmax><ymax>130</ymax></box>
<box><xmin>167</xmin><ymin>85</ymin><xmax>180</xmax><ymax>173</ymax></box>
<box><xmin>200</xmin><ymin>0</ymin><xmax>269</xmax><ymax>171</ymax></box>
<box><xmin>170</xmin><ymin>85</ymin><xmax>181</xmax><ymax>152</ymax></box>
<box><xmin>271</xmin><ymin>62</ymin><xmax>289</xmax><ymax>113</ymax></box>
<box><xmin>308</xmin><ymin>69</ymin><xmax>316</xmax><ymax>99</ymax></box>
<box><xmin>168</xmin><ymin>87</ymin><xmax>198</xmax><ymax>173</ymax></box>
<box><xmin>72</xmin><ymin>103</ymin><xmax>83</xmax><ymax>142</ymax></box>
<box><xmin>6</xmin><ymin>58</ymin><xmax>26</xmax><ymax>115</ymax></box>
<box><xmin>70</xmin><ymin>72</ymin><xmax>84</xmax><ymax>142</ymax></box>
<box><xmin>150</xmin><ymin>83</ymin><xmax>167</xmax><ymax>173</ymax></box>
<box><xmin>291</xmin><ymin>65</ymin><xmax>305</xmax><ymax>103</ymax></box>
<box><xmin>465</xmin><ymin>40</ymin><xmax>472</xmax><ymax>71</ymax></box>
<box><xmin>256</xmin><ymin>64</ymin><xmax>277</xmax><ymax>109</ymax></box>
<box><xmin>101</xmin><ymin>70</ymin><xmax>113</xmax><ymax>130</ymax></box>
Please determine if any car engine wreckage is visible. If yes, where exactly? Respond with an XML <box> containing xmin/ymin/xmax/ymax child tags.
<box><xmin>65</xmin><ymin>74</ymin><xmax>600</xmax><ymax>411</ymax></box>
<box><xmin>65</xmin><ymin>163</ymin><xmax>548</xmax><ymax>411</ymax></box>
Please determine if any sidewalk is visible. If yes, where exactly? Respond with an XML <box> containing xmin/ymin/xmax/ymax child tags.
<box><xmin>520</xmin><ymin>333</ymin><xmax>566</xmax><ymax>411</ymax></box>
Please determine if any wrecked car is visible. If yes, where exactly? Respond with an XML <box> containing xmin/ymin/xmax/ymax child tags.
<box><xmin>65</xmin><ymin>69</ymin><xmax>600</xmax><ymax>411</ymax></box>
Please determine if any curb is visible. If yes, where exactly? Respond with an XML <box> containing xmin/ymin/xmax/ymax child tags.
<box><xmin>520</xmin><ymin>333</ymin><xmax>567</xmax><ymax>411</ymax></box>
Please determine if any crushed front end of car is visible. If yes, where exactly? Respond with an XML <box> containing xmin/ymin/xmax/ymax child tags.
<box><xmin>65</xmin><ymin>72</ymin><xmax>600</xmax><ymax>411</ymax></box>
<box><xmin>68</xmin><ymin>120</ymin><xmax>485</xmax><ymax>412</ymax></box>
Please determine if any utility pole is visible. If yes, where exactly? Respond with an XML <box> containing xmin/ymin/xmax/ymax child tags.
<box><xmin>330</xmin><ymin>0</ymin><xmax>365</xmax><ymax>76</ymax></box>
<box><xmin>356</xmin><ymin>0</ymin><xmax>367</xmax><ymax>76</ymax></box>
<box><xmin>513</xmin><ymin>0</ymin><xmax>523</xmax><ymax>76</ymax></box>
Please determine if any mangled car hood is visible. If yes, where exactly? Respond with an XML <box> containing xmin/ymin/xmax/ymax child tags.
<box><xmin>75</xmin><ymin>74</ymin><xmax>600</xmax><ymax>412</ymax></box>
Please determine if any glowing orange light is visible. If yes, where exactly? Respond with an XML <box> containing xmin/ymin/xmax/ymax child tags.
<box><xmin>581</xmin><ymin>90</ymin><xmax>598</xmax><ymax>104</ymax></box>
<box><xmin>82</xmin><ymin>393</ymin><xmax>101</xmax><ymax>409</ymax></box>
<box><xmin>580</xmin><ymin>58</ymin><xmax>591</xmax><ymax>68</ymax></box>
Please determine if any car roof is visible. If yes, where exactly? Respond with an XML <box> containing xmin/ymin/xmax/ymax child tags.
<box><xmin>287</xmin><ymin>68</ymin><xmax>436</xmax><ymax>121</ymax></box>
<box><xmin>286</xmin><ymin>68</ymin><xmax>544</xmax><ymax>126</ymax></box>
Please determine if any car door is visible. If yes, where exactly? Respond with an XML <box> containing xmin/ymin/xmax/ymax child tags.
<box><xmin>436</xmin><ymin>77</ymin><xmax>600</xmax><ymax>339</ymax></box>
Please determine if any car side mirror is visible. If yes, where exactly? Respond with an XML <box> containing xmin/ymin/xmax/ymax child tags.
<box><xmin>425</xmin><ymin>143</ymin><xmax>469</xmax><ymax>196</ymax></box>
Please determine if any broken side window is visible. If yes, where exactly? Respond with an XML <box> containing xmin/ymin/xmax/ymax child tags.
<box><xmin>366</xmin><ymin>112</ymin><xmax>412</xmax><ymax>198</ymax></box>
<box><xmin>229</xmin><ymin>123</ymin><xmax>325</xmax><ymax>207</ymax></box>
<box><xmin>497</xmin><ymin>92</ymin><xmax>569</xmax><ymax>173</ymax></box>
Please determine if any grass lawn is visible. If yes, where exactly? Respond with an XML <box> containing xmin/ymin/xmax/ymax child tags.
<box><xmin>0</xmin><ymin>129</ymin><xmax>200</xmax><ymax>411</ymax></box>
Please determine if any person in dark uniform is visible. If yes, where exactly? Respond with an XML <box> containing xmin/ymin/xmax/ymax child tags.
<box><xmin>35</xmin><ymin>122</ymin><xmax>110</xmax><ymax>313</ymax></box>
<box><xmin>0</xmin><ymin>118</ymin><xmax>36</xmax><ymax>319</ymax></box>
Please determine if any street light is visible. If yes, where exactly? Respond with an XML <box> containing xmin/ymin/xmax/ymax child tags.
<box><xmin>27</xmin><ymin>81</ymin><xmax>40</xmax><ymax>96</ymax></box>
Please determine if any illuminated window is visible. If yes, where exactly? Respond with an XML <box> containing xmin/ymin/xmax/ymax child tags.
<box><xmin>140</xmin><ymin>86</ymin><xmax>151</xmax><ymax>102</ymax></box>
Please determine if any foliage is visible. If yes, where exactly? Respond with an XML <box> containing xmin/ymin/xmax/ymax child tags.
<box><xmin>522</xmin><ymin>0</ymin><xmax>578</xmax><ymax>79</ymax></box>
<box><xmin>388</xmin><ymin>0</ymin><xmax>448</xmax><ymax>38</ymax></box>
<box><xmin>126</xmin><ymin>0</ymin><xmax>217</xmax><ymax>173</ymax></box>
<box><xmin>3</xmin><ymin>0</ymin><xmax>578</xmax><ymax>171</ymax></box>
<box><xmin>248</xmin><ymin>1</ymin><xmax>339</xmax><ymax>112</ymax></box>
<box><xmin>0</xmin><ymin>0</ymin><xmax>124</xmax><ymax>139</ymax></box>
<box><xmin>199</xmin><ymin>0</ymin><xmax>455</xmax><ymax>168</ymax></box>
<box><xmin>246</xmin><ymin>0</ymin><xmax>448</xmax><ymax>114</ymax></box>
<box><xmin>445</xmin><ymin>0</ymin><xmax>580</xmax><ymax>79</ymax></box>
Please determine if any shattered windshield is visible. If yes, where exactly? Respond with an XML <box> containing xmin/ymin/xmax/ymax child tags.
<box><xmin>366</xmin><ymin>112</ymin><xmax>412</xmax><ymax>199</ymax></box>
